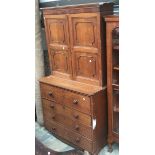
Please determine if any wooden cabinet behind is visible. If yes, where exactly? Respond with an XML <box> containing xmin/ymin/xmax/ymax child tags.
<box><xmin>105</xmin><ymin>16</ymin><xmax>119</xmax><ymax>152</ymax></box>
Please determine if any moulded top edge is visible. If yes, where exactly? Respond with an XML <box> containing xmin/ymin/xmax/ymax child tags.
<box><xmin>39</xmin><ymin>75</ymin><xmax>106</xmax><ymax>96</ymax></box>
<box><xmin>40</xmin><ymin>2</ymin><xmax>113</xmax><ymax>10</ymax></box>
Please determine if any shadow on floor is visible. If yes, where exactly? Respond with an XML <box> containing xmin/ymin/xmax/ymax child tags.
<box><xmin>36</xmin><ymin>137</ymin><xmax>83</xmax><ymax>155</ymax></box>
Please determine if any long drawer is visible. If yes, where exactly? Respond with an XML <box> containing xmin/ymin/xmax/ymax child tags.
<box><xmin>44</xmin><ymin>120</ymin><xmax>93</xmax><ymax>153</ymax></box>
<box><xmin>42</xmin><ymin>99</ymin><xmax>92</xmax><ymax>127</ymax></box>
<box><xmin>40</xmin><ymin>83</ymin><xmax>91</xmax><ymax>115</ymax></box>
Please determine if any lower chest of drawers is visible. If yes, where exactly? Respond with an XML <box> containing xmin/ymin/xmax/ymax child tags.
<box><xmin>39</xmin><ymin>82</ymin><xmax>107</xmax><ymax>154</ymax></box>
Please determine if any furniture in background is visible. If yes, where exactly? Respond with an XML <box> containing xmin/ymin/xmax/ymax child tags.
<box><xmin>105</xmin><ymin>15</ymin><xmax>119</xmax><ymax>152</ymax></box>
<box><xmin>39</xmin><ymin>2</ymin><xmax>114</xmax><ymax>155</ymax></box>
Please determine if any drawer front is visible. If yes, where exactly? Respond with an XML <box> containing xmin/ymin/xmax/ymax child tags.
<box><xmin>45</xmin><ymin>121</ymin><xmax>93</xmax><ymax>153</ymax></box>
<box><xmin>40</xmin><ymin>83</ymin><xmax>63</xmax><ymax>103</ymax></box>
<box><xmin>63</xmin><ymin>90</ymin><xmax>91</xmax><ymax>115</ymax></box>
<box><xmin>42</xmin><ymin>99</ymin><xmax>92</xmax><ymax>127</ymax></box>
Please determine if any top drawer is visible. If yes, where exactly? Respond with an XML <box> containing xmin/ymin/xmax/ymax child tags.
<box><xmin>40</xmin><ymin>83</ymin><xmax>63</xmax><ymax>104</ymax></box>
<box><xmin>40</xmin><ymin>83</ymin><xmax>92</xmax><ymax>115</ymax></box>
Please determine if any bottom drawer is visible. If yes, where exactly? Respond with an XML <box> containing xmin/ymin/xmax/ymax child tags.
<box><xmin>44</xmin><ymin>111</ymin><xmax>92</xmax><ymax>139</ymax></box>
<box><xmin>45</xmin><ymin>120</ymin><xmax>93</xmax><ymax>153</ymax></box>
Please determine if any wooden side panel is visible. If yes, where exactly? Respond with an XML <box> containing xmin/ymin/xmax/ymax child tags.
<box><xmin>91</xmin><ymin>89</ymin><xmax>107</xmax><ymax>154</ymax></box>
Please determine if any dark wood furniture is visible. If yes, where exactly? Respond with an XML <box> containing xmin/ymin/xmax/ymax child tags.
<box><xmin>39</xmin><ymin>3</ymin><xmax>113</xmax><ymax>154</ymax></box>
<box><xmin>105</xmin><ymin>16</ymin><xmax>119</xmax><ymax>152</ymax></box>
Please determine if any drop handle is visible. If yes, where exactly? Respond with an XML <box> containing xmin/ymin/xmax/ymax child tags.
<box><xmin>75</xmin><ymin>125</ymin><xmax>79</xmax><ymax>130</ymax></box>
<box><xmin>73</xmin><ymin>99</ymin><xmax>78</xmax><ymax>105</ymax></box>
<box><xmin>75</xmin><ymin>137</ymin><xmax>80</xmax><ymax>143</ymax></box>
<box><xmin>74</xmin><ymin>114</ymin><xmax>79</xmax><ymax>119</ymax></box>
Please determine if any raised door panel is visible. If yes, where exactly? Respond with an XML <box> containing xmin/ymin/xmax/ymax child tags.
<box><xmin>70</xmin><ymin>14</ymin><xmax>98</xmax><ymax>48</ymax></box>
<box><xmin>45</xmin><ymin>15</ymin><xmax>69</xmax><ymax>46</ymax></box>
<box><xmin>50</xmin><ymin>49</ymin><xmax>70</xmax><ymax>75</ymax></box>
<box><xmin>75</xmin><ymin>52</ymin><xmax>99</xmax><ymax>80</ymax></box>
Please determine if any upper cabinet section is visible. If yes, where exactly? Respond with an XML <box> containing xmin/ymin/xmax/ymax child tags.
<box><xmin>42</xmin><ymin>3</ymin><xmax>114</xmax><ymax>86</ymax></box>
<box><xmin>70</xmin><ymin>14</ymin><xmax>97</xmax><ymax>48</ymax></box>
<box><xmin>44</xmin><ymin>15</ymin><xmax>69</xmax><ymax>47</ymax></box>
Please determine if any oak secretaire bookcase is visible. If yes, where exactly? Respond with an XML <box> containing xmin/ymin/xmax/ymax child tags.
<box><xmin>105</xmin><ymin>15</ymin><xmax>119</xmax><ymax>152</ymax></box>
<box><xmin>39</xmin><ymin>2</ymin><xmax>113</xmax><ymax>154</ymax></box>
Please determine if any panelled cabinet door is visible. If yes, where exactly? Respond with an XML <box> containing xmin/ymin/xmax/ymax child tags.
<box><xmin>69</xmin><ymin>13</ymin><xmax>100</xmax><ymax>85</ymax></box>
<box><xmin>44</xmin><ymin>15</ymin><xmax>71</xmax><ymax>78</ymax></box>
<box><xmin>71</xmin><ymin>15</ymin><xmax>98</xmax><ymax>47</ymax></box>
<box><xmin>75</xmin><ymin>52</ymin><xmax>98</xmax><ymax>79</ymax></box>
<box><xmin>45</xmin><ymin>15</ymin><xmax>69</xmax><ymax>45</ymax></box>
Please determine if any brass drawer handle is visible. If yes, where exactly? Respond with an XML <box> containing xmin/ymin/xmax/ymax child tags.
<box><xmin>75</xmin><ymin>125</ymin><xmax>79</xmax><ymax>130</ymax></box>
<box><xmin>75</xmin><ymin>137</ymin><xmax>80</xmax><ymax>143</ymax></box>
<box><xmin>73</xmin><ymin>99</ymin><xmax>78</xmax><ymax>105</ymax></box>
